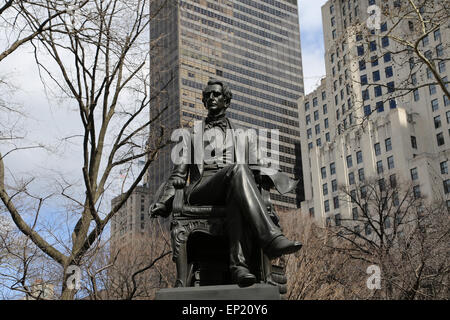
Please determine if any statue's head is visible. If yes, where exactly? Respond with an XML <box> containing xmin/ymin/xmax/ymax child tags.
<box><xmin>202</xmin><ymin>79</ymin><xmax>232</xmax><ymax>118</ymax></box>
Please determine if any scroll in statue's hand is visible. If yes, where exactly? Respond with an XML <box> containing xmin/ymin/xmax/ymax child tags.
<box><xmin>150</xmin><ymin>202</ymin><xmax>170</xmax><ymax>218</ymax></box>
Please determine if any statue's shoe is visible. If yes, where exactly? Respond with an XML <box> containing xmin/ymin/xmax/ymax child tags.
<box><xmin>232</xmin><ymin>268</ymin><xmax>257</xmax><ymax>288</ymax></box>
<box><xmin>264</xmin><ymin>235</ymin><xmax>302</xmax><ymax>260</ymax></box>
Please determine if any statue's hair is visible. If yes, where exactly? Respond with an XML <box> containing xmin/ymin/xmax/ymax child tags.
<box><xmin>202</xmin><ymin>79</ymin><xmax>232</xmax><ymax>105</ymax></box>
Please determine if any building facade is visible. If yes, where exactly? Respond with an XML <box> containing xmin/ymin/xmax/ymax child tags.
<box><xmin>110</xmin><ymin>186</ymin><xmax>151</xmax><ymax>251</ymax></box>
<box><xmin>149</xmin><ymin>0</ymin><xmax>305</xmax><ymax>209</ymax></box>
<box><xmin>299</xmin><ymin>0</ymin><xmax>450</xmax><ymax>226</ymax></box>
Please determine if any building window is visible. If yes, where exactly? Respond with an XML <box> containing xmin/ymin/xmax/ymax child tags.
<box><xmin>382</xmin><ymin>36</ymin><xmax>390</xmax><ymax>47</ymax></box>
<box><xmin>374</xmin><ymin>143</ymin><xmax>381</xmax><ymax>156</ymax></box>
<box><xmin>308</xmin><ymin>142</ymin><xmax>313</xmax><ymax>150</ymax></box>
<box><xmin>352</xmin><ymin>207</ymin><xmax>359</xmax><ymax>220</ymax></box>
<box><xmin>387</xmin><ymin>156</ymin><xmax>395</xmax><ymax>169</ymax></box>
<box><xmin>306</xmin><ymin>114</ymin><xmax>311</xmax><ymax>125</ymax></box>
<box><xmin>359</xmin><ymin>60</ymin><xmax>366</xmax><ymax>71</ymax></box>
<box><xmin>365</xmin><ymin>224</ymin><xmax>372</xmax><ymax>236</ymax></box>
<box><xmin>325</xmin><ymin>132</ymin><xmax>330</xmax><ymax>142</ymax></box>
<box><xmin>305</xmin><ymin>102</ymin><xmax>310</xmax><ymax>111</ymax></box>
<box><xmin>444</xmin><ymin>180</ymin><xmax>450</xmax><ymax>194</ymax></box>
<box><xmin>364</xmin><ymin>105</ymin><xmax>371</xmax><ymax>116</ymax></box>
<box><xmin>370</xmin><ymin>41</ymin><xmax>377</xmax><ymax>51</ymax></box>
<box><xmin>429</xmin><ymin>84</ymin><xmax>437</xmax><ymax>95</ymax></box>
<box><xmin>346</xmin><ymin>155</ymin><xmax>353</xmax><ymax>168</ymax></box>
<box><xmin>330</xmin><ymin>162</ymin><xmax>336</xmax><ymax>175</ymax></box>
<box><xmin>389</xmin><ymin>99</ymin><xmax>397</xmax><ymax>109</ymax></box>
<box><xmin>411</xmin><ymin>167</ymin><xmax>418</xmax><ymax>181</ymax></box>
<box><xmin>349</xmin><ymin>172</ymin><xmax>355</xmax><ymax>185</ymax></box>
<box><xmin>360</xmin><ymin>74</ymin><xmax>368</xmax><ymax>85</ymax></box>
<box><xmin>386</xmin><ymin>82</ymin><xmax>395</xmax><ymax>94</ymax></box>
<box><xmin>332</xmin><ymin>179</ymin><xmax>337</xmax><ymax>192</ymax></box>
<box><xmin>385</xmin><ymin>66</ymin><xmax>393</xmax><ymax>78</ymax></box>
<box><xmin>321</xmin><ymin>167</ymin><xmax>327</xmax><ymax>179</ymax></box>
<box><xmin>362</xmin><ymin>89</ymin><xmax>370</xmax><ymax>100</ymax></box>
<box><xmin>384</xmin><ymin>52</ymin><xmax>391</xmax><ymax>62</ymax></box>
<box><xmin>411</xmin><ymin>136</ymin><xmax>417</xmax><ymax>149</ymax></box>
<box><xmin>314</xmin><ymin>110</ymin><xmax>319</xmax><ymax>121</ymax></box>
<box><xmin>431</xmin><ymin>99</ymin><xmax>439</xmax><ymax>112</ymax></box>
<box><xmin>413</xmin><ymin>89</ymin><xmax>420</xmax><ymax>101</ymax></box>
<box><xmin>374</xmin><ymin>86</ymin><xmax>382</xmax><ymax>97</ymax></box>
<box><xmin>377</xmin><ymin>160</ymin><xmax>384</xmax><ymax>174</ymax></box>
<box><xmin>307</xmin><ymin>128</ymin><xmax>312</xmax><ymax>139</ymax></box>
<box><xmin>324</xmin><ymin>118</ymin><xmax>329</xmax><ymax>128</ymax></box>
<box><xmin>437</xmin><ymin>132</ymin><xmax>445</xmax><ymax>146</ymax></box>
<box><xmin>372</xmin><ymin>70</ymin><xmax>380</xmax><ymax>82</ymax></box>
<box><xmin>390</xmin><ymin>174</ymin><xmax>397</xmax><ymax>188</ymax></box>
<box><xmin>358</xmin><ymin>168</ymin><xmax>365</xmax><ymax>181</ymax></box>
<box><xmin>323</xmin><ymin>104</ymin><xmax>328</xmax><ymax>114</ymax></box>
<box><xmin>323</xmin><ymin>183</ymin><xmax>328</xmax><ymax>196</ymax></box>
<box><xmin>333</xmin><ymin>196</ymin><xmax>339</xmax><ymax>209</ymax></box>
<box><xmin>439</xmin><ymin>61</ymin><xmax>446</xmax><ymax>73</ymax></box>
<box><xmin>379</xmin><ymin>178</ymin><xmax>386</xmax><ymax>192</ymax></box>
<box><xmin>361</xmin><ymin>186</ymin><xmax>367</xmax><ymax>199</ymax></box>
<box><xmin>413</xmin><ymin>185</ymin><xmax>421</xmax><ymax>198</ymax></box>
<box><xmin>385</xmin><ymin>138</ymin><xmax>392</xmax><ymax>152</ymax></box>
<box><xmin>335</xmin><ymin>214</ymin><xmax>341</xmax><ymax>226</ymax></box>
<box><xmin>356</xmin><ymin>151</ymin><xmax>363</xmax><ymax>164</ymax></box>
<box><xmin>376</xmin><ymin>101</ymin><xmax>384</xmax><ymax>112</ymax></box>
<box><xmin>309</xmin><ymin>208</ymin><xmax>315</xmax><ymax>218</ymax></box>
<box><xmin>381</xmin><ymin>22</ymin><xmax>388</xmax><ymax>32</ymax></box>
<box><xmin>357</xmin><ymin>45</ymin><xmax>364</xmax><ymax>56</ymax></box>
<box><xmin>436</xmin><ymin>43</ymin><xmax>443</xmax><ymax>57</ymax></box>
<box><xmin>317</xmin><ymin>138</ymin><xmax>322</xmax><ymax>147</ymax></box>
<box><xmin>324</xmin><ymin>200</ymin><xmax>330</xmax><ymax>212</ymax></box>
<box><xmin>315</xmin><ymin>124</ymin><xmax>321</xmax><ymax>134</ymax></box>
<box><xmin>440</xmin><ymin>161</ymin><xmax>448</xmax><ymax>174</ymax></box>
<box><xmin>434</xmin><ymin>115</ymin><xmax>442</xmax><ymax>129</ymax></box>
<box><xmin>434</xmin><ymin>29</ymin><xmax>441</xmax><ymax>42</ymax></box>
<box><xmin>384</xmin><ymin>217</ymin><xmax>391</xmax><ymax>229</ymax></box>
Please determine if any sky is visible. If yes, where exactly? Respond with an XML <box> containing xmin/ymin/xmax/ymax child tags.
<box><xmin>298</xmin><ymin>0</ymin><xmax>328</xmax><ymax>94</ymax></box>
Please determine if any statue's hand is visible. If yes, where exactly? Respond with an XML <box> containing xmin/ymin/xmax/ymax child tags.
<box><xmin>172</xmin><ymin>177</ymin><xmax>186</xmax><ymax>189</ymax></box>
<box><xmin>150</xmin><ymin>202</ymin><xmax>170</xmax><ymax>218</ymax></box>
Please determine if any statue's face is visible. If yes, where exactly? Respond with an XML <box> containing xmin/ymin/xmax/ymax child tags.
<box><xmin>203</xmin><ymin>84</ymin><xmax>227</xmax><ymax>117</ymax></box>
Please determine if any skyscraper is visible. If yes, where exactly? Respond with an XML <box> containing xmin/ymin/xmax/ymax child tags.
<box><xmin>299</xmin><ymin>0</ymin><xmax>450</xmax><ymax>226</ymax></box>
<box><xmin>149</xmin><ymin>0</ymin><xmax>305</xmax><ymax>208</ymax></box>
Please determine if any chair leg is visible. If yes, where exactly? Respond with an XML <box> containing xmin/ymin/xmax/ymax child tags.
<box><xmin>174</xmin><ymin>240</ymin><xmax>189</xmax><ymax>287</ymax></box>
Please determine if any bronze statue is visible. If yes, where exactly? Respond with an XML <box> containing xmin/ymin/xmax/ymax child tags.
<box><xmin>151</xmin><ymin>79</ymin><xmax>302</xmax><ymax>288</ymax></box>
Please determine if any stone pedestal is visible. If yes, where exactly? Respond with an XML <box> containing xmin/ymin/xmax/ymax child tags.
<box><xmin>155</xmin><ymin>284</ymin><xmax>280</xmax><ymax>300</ymax></box>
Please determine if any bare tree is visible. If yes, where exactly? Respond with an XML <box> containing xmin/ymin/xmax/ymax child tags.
<box><xmin>78</xmin><ymin>220</ymin><xmax>174</xmax><ymax>300</ymax></box>
<box><xmin>329</xmin><ymin>177</ymin><xmax>450</xmax><ymax>299</ymax></box>
<box><xmin>0</xmin><ymin>0</ymin><xmax>175</xmax><ymax>299</ymax></box>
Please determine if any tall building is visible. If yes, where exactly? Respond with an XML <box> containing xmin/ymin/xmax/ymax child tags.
<box><xmin>149</xmin><ymin>0</ymin><xmax>305</xmax><ymax>209</ymax></box>
<box><xmin>299</xmin><ymin>0</ymin><xmax>450</xmax><ymax>225</ymax></box>
<box><xmin>110</xmin><ymin>186</ymin><xmax>151</xmax><ymax>252</ymax></box>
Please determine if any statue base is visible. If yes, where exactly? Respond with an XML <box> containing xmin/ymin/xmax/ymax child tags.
<box><xmin>155</xmin><ymin>284</ymin><xmax>280</xmax><ymax>300</ymax></box>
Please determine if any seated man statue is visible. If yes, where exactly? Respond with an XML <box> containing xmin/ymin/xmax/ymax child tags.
<box><xmin>151</xmin><ymin>79</ymin><xmax>302</xmax><ymax>287</ymax></box>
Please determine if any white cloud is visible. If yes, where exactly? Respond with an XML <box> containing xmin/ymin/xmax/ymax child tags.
<box><xmin>298</xmin><ymin>0</ymin><xmax>329</xmax><ymax>33</ymax></box>
<box><xmin>298</xmin><ymin>0</ymin><xmax>328</xmax><ymax>94</ymax></box>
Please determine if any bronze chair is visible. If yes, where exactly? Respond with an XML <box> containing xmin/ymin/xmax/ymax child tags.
<box><xmin>155</xmin><ymin>170</ymin><xmax>290</xmax><ymax>293</ymax></box>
